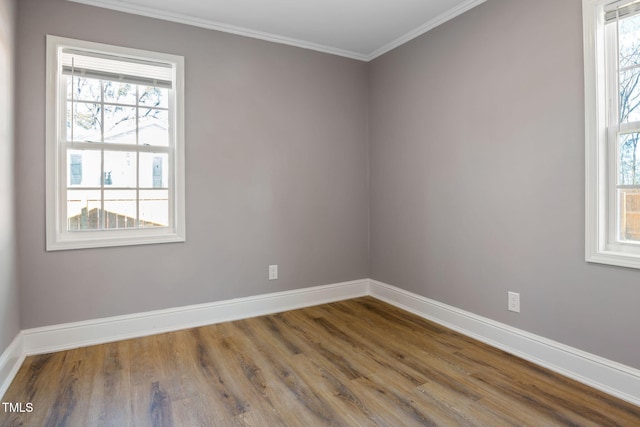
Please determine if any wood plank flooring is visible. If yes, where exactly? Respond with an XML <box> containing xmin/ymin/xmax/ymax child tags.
<box><xmin>1</xmin><ymin>297</ymin><xmax>639</xmax><ymax>426</ymax></box>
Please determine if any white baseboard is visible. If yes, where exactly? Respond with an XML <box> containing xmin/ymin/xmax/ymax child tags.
<box><xmin>0</xmin><ymin>333</ymin><xmax>25</xmax><ymax>400</ymax></box>
<box><xmin>2</xmin><ymin>277</ymin><xmax>640</xmax><ymax>408</ymax></box>
<box><xmin>21</xmin><ymin>279</ymin><xmax>369</xmax><ymax>356</ymax></box>
<box><xmin>369</xmin><ymin>279</ymin><xmax>640</xmax><ymax>407</ymax></box>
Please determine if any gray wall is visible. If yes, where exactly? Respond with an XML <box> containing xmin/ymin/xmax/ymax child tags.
<box><xmin>0</xmin><ymin>0</ymin><xmax>19</xmax><ymax>354</ymax></box>
<box><xmin>16</xmin><ymin>0</ymin><xmax>369</xmax><ymax>328</ymax></box>
<box><xmin>13</xmin><ymin>0</ymin><xmax>640</xmax><ymax>372</ymax></box>
<box><xmin>369</xmin><ymin>0</ymin><xmax>640</xmax><ymax>370</ymax></box>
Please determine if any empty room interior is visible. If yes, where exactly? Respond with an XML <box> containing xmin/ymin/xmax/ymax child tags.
<box><xmin>2</xmin><ymin>0</ymin><xmax>640</xmax><ymax>425</ymax></box>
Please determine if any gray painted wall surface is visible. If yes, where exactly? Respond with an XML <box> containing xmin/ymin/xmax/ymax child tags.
<box><xmin>369</xmin><ymin>0</ymin><xmax>640</xmax><ymax>369</ymax></box>
<box><xmin>12</xmin><ymin>0</ymin><xmax>640</xmax><ymax>373</ymax></box>
<box><xmin>0</xmin><ymin>0</ymin><xmax>19</xmax><ymax>354</ymax></box>
<box><xmin>16</xmin><ymin>0</ymin><xmax>369</xmax><ymax>328</ymax></box>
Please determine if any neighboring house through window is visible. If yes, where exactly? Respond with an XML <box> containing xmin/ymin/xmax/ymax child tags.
<box><xmin>46</xmin><ymin>36</ymin><xmax>185</xmax><ymax>250</ymax></box>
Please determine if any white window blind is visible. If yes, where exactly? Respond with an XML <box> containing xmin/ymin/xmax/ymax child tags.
<box><xmin>61</xmin><ymin>48</ymin><xmax>173</xmax><ymax>89</ymax></box>
<box><xmin>605</xmin><ymin>0</ymin><xmax>640</xmax><ymax>22</ymax></box>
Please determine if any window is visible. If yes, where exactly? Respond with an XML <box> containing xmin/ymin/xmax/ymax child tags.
<box><xmin>46</xmin><ymin>36</ymin><xmax>185</xmax><ymax>250</ymax></box>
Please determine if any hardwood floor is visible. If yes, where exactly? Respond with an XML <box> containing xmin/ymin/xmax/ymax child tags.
<box><xmin>1</xmin><ymin>297</ymin><xmax>639</xmax><ymax>426</ymax></box>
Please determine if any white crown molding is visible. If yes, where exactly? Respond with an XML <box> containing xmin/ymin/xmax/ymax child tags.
<box><xmin>66</xmin><ymin>0</ymin><xmax>370</xmax><ymax>61</ymax></box>
<box><xmin>369</xmin><ymin>279</ymin><xmax>640</xmax><ymax>407</ymax></box>
<box><xmin>366</xmin><ymin>0</ymin><xmax>487</xmax><ymax>60</ymax></box>
<box><xmin>66</xmin><ymin>0</ymin><xmax>487</xmax><ymax>62</ymax></box>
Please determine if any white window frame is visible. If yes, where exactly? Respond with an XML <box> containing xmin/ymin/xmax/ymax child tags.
<box><xmin>46</xmin><ymin>35</ymin><xmax>186</xmax><ymax>251</ymax></box>
<box><xmin>584</xmin><ymin>0</ymin><xmax>640</xmax><ymax>268</ymax></box>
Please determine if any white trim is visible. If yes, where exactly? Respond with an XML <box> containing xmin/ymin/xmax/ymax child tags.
<box><xmin>65</xmin><ymin>0</ymin><xmax>370</xmax><ymax>62</ymax></box>
<box><xmin>583</xmin><ymin>0</ymin><xmax>640</xmax><ymax>269</ymax></box>
<box><xmin>584</xmin><ymin>0</ymin><xmax>607</xmax><ymax>265</ymax></box>
<box><xmin>21</xmin><ymin>279</ymin><xmax>369</xmax><ymax>355</ymax></box>
<box><xmin>367</xmin><ymin>0</ymin><xmax>487</xmax><ymax>60</ymax></box>
<box><xmin>65</xmin><ymin>0</ymin><xmax>486</xmax><ymax>62</ymax></box>
<box><xmin>0</xmin><ymin>334</ymin><xmax>25</xmax><ymax>400</ymax></box>
<box><xmin>369</xmin><ymin>279</ymin><xmax>640</xmax><ymax>407</ymax></box>
<box><xmin>2</xmin><ymin>278</ymin><xmax>639</xmax><ymax>407</ymax></box>
<box><xmin>0</xmin><ymin>280</ymin><xmax>367</xmax><ymax>399</ymax></box>
<box><xmin>45</xmin><ymin>36</ymin><xmax>186</xmax><ymax>251</ymax></box>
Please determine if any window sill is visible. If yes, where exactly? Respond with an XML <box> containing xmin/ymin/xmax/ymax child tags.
<box><xmin>46</xmin><ymin>229</ymin><xmax>186</xmax><ymax>251</ymax></box>
<box><xmin>586</xmin><ymin>249</ymin><xmax>640</xmax><ymax>270</ymax></box>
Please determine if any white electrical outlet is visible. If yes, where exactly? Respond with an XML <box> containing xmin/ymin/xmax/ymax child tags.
<box><xmin>508</xmin><ymin>292</ymin><xmax>520</xmax><ymax>313</ymax></box>
<box><xmin>268</xmin><ymin>265</ymin><xmax>278</xmax><ymax>280</ymax></box>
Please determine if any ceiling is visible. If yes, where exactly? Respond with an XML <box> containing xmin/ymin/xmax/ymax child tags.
<box><xmin>67</xmin><ymin>0</ymin><xmax>486</xmax><ymax>61</ymax></box>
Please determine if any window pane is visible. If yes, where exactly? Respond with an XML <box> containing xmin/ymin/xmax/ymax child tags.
<box><xmin>619</xmin><ymin>14</ymin><xmax>640</xmax><ymax>69</ymax></box>
<box><xmin>103</xmin><ymin>81</ymin><xmax>136</xmax><ymax>105</ymax></box>
<box><xmin>139</xmin><ymin>86</ymin><xmax>168</xmax><ymax>109</ymax></box>
<box><xmin>619</xmin><ymin>68</ymin><xmax>640</xmax><ymax>123</ymax></box>
<box><xmin>67</xmin><ymin>149</ymin><xmax>101</xmax><ymax>187</ymax></box>
<box><xmin>69</xmin><ymin>102</ymin><xmax>101</xmax><ymax>142</ymax></box>
<box><xmin>67</xmin><ymin>76</ymin><xmax>101</xmax><ymax>102</ymax></box>
<box><xmin>138</xmin><ymin>109</ymin><xmax>169</xmax><ymax>146</ymax></box>
<box><xmin>139</xmin><ymin>152</ymin><xmax>168</xmax><ymax>188</ymax></box>
<box><xmin>619</xmin><ymin>188</ymin><xmax>640</xmax><ymax>242</ymax></box>
<box><xmin>104</xmin><ymin>105</ymin><xmax>137</xmax><ymax>144</ymax></box>
<box><xmin>67</xmin><ymin>189</ymin><xmax>101</xmax><ymax>230</ymax></box>
<box><xmin>104</xmin><ymin>190</ymin><xmax>137</xmax><ymax>229</ymax></box>
<box><xmin>619</xmin><ymin>132</ymin><xmax>640</xmax><ymax>185</ymax></box>
<box><xmin>104</xmin><ymin>151</ymin><xmax>136</xmax><ymax>188</ymax></box>
<box><xmin>139</xmin><ymin>190</ymin><xmax>169</xmax><ymax>227</ymax></box>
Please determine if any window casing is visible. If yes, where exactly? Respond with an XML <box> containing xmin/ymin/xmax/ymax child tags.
<box><xmin>46</xmin><ymin>36</ymin><xmax>185</xmax><ymax>250</ymax></box>
<box><xmin>584</xmin><ymin>0</ymin><xmax>640</xmax><ymax>268</ymax></box>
